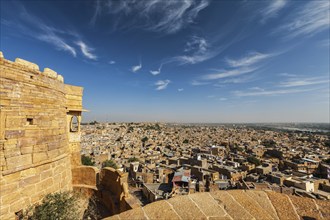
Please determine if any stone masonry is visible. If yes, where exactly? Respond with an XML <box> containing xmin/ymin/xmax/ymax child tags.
<box><xmin>108</xmin><ymin>190</ymin><xmax>330</xmax><ymax>220</ymax></box>
<box><xmin>0</xmin><ymin>52</ymin><xmax>84</xmax><ymax>219</ymax></box>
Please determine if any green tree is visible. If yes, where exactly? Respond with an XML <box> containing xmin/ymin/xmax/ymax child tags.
<box><xmin>24</xmin><ymin>192</ymin><xmax>80</xmax><ymax>220</ymax></box>
<box><xmin>247</xmin><ymin>156</ymin><xmax>261</xmax><ymax>166</ymax></box>
<box><xmin>81</xmin><ymin>155</ymin><xmax>95</xmax><ymax>166</ymax></box>
<box><xmin>102</xmin><ymin>159</ymin><xmax>118</xmax><ymax>169</ymax></box>
<box><xmin>128</xmin><ymin>157</ymin><xmax>139</xmax><ymax>162</ymax></box>
<box><xmin>183</xmin><ymin>139</ymin><xmax>189</xmax><ymax>144</ymax></box>
<box><xmin>141</xmin><ymin>137</ymin><xmax>148</xmax><ymax>142</ymax></box>
<box><xmin>261</xmin><ymin>139</ymin><xmax>276</xmax><ymax>148</ymax></box>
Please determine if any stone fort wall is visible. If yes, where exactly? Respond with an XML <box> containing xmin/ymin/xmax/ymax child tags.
<box><xmin>0</xmin><ymin>52</ymin><xmax>83</xmax><ymax>219</ymax></box>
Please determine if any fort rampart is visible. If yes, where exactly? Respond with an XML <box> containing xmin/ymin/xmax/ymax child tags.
<box><xmin>0</xmin><ymin>52</ymin><xmax>83</xmax><ymax>219</ymax></box>
<box><xmin>0</xmin><ymin>52</ymin><xmax>138</xmax><ymax>219</ymax></box>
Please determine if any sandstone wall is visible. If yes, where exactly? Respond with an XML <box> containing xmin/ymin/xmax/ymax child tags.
<box><xmin>0</xmin><ymin>53</ymin><xmax>83</xmax><ymax>219</ymax></box>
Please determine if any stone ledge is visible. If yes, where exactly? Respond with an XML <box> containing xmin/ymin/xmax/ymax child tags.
<box><xmin>15</xmin><ymin>58</ymin><xmax>39</xmax><ymax>71</ymax></box>
<box><xmin>43</xmin><ymin>68</ymin><xmax>58</xmax><ymax>79</ymax></box>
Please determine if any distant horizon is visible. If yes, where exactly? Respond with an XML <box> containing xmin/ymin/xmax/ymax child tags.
<box><xmin>81</xmin><ymin>119</ymin><xmax>330</xmax><ymax>124</ymax></box>
<box><xmin>2</xmin><ymin>0</ymin><xmax>329</xmax><ymax>122</ymax></box>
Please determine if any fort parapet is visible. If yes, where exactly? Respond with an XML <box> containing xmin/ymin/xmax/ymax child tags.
<box><xmin>0</xmin><ymin>52</ymin><xmax>83</xmax><ymax>219</ymax></box>
<box><xmin>0</xmin><ymin>52</ymin><xmax>138</xmax><ymax>219</ymax></box>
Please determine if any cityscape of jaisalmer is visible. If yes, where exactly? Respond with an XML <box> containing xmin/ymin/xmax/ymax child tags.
<box><xmin>0</xmin><ymin>0</ymin><xmax>330</xmax><ymax>219</ymax></box>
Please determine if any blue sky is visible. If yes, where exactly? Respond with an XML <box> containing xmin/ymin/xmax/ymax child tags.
<box><xmin>1</xmin><ymin>0</ymin><xmax>329</xmax><ymax>123</ymax></box>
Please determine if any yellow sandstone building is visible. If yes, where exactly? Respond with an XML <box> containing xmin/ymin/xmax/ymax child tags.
<box><xmin>0</xmin><ymin>51</ymin><xmax>84</xmax><ymax>219</ymax></box>
<box><xmin>0</xmin><ymin>52</ymin><xmax>135</xmax><ymax>219</ymax></box>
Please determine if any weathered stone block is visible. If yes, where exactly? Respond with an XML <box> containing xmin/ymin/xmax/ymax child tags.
<box><xmin>20</xmin><ymin>167</ymin><xmax>37</xmax><ymax>178</ymax></box>
<box><xmin>57</xmin><ymin>74</ymin><xmax>64</xmax><ymax>83</ymax></box>
<box><xmin>0</xmin><ymin>182</ymin><xmax>19</xmax><ymax>196</ymax></box>
<box><xmin>36</xmin><ymin>177</ymin><xmax>53</xmax><ymax>191</ymax></box>
<box><xmin>6</xmin><ymin>154</ymin><xmax>32</xmax><ymax>170</ymax></box>
<box><xmin>10</xmin><ymin>198</ymin><xmax>27</xmax><ymax>213</ymax></box>
<box><xmin>43</xmin><ymin>68</ymin><xmax>57</xmax><ymax>79</ymax></box>
<box><xmin>3</xmin><ymin>172</ymin><xmax>20</xmax><ymax>184</ymax></box>
<box><xmin>20</xmin><ymin>146</ymin><xmax>34</xmax><ymax>154</ymax></box>
<box><xmin>15</xmin><ymin>58</ymin><xmax>39</xmax><ymax>71</ymax></box>
<box><xmin>1</xmin><ymin>191</ymin><xmax>20</xmax><ymax>204</ymax></box>
<box><xmin>19</xmin><ymin>174</ymin><xmax>40</xmax><ymax>188</ymax></box>
<box><xmin>5</xmin><ymin>130</ymin><xmax>25</xmax><ymax>139</ymax></box>
<box><xmin>41</xmin><ymin>169</ymin><xmax>53</xmax><ymax>180</ymax></box>
<box><xmin>33</xmin><ymin>152</ymin><xmax>48</xmax><ymax>163</ymax></box>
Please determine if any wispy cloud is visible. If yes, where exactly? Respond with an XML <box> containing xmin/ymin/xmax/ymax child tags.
<box><xmin>279</xmin><ymin>76</ymin><xmax>329</xmax><ymax>88</ymax></box>
<box><xmin>109</xmin><ymin>60</ymin><xmax>116</xmax><ymax>64</ymax></box>
<box><xmin>169</xmin><ymin>34</ymin><xmax>239</xmax><ymax>65</ymax></box>
<box><xmin>131</xmin><ymin>59</ymin><xmax>142</xmax><ymax>73</ymax></box>
<box><xmin>155</xmin><ymin>80</ymin><xmax>171</xmax><ymax>90</ymax></box>
<box><xmin>276</xmin><ymin>1</ymin><xmax>329</xmax><ymax>39</ymax></box>
<box><xmin>225</xmin><ymin>52</ymin><xmax>275</xmax><ymax>68</ymax></box>
<box><xmin>38</xmin><ymin>33</ymin><xmax>76</xmax><ymax>57</ymax></box>
<box><xmin>92</xmin><ymin>0</ymin><xmax>209</xmax><ymax>34</ymax></box>
<box><xmin>75</xmin><ymin>41</ymin><xmax>97</xmax><ymax>60</ymax></box>
<box><xmin>219</xmin><ymin>97</ymin><xmax>227</xmax><ymax>101</ymax></box>
<box><xmin>201</xmin><ymin>66</ymin><xmax>258</xmax><ymax>80</ymax></box>
<box><xmin>19</xmin><ymin>5</ymin><xmax>78</xmax><ymax>57</ymax></box>
<box><xmin>2</xmin><ymin>2</ymin><xmax>97</xmax><ymax>59</ymax></box>
<box><xmin>150</xmin><ymin>64</ymin><xmax>163</xmax><ymax>75</ymax></box>
<box><xmin>169</xmin><ymin>35</ymin><xmax>217</xmax><ymax>65</ymax></box>
<box><xmin>198</xmin><ymin>51</ymin><xmax>276</xmax><ymax>82</ymax></box>
<box><xmin>190</xmin><ymin>80</ymin><xmax>211</xmax><ymax>86</ymax></box>
<box><xmin>178</xmin><ymin>88</ymin><xmax>184</xmax><ymax>92</ymax></box>
<box><xmin>260</xmin><ymin>0</ymin><xmax>287</xmax><ymax>22</ymax></box>
<box><xmin>90</xmin><ymin>0</ymin><xmax>101</xmax><ymax>25</ymax></box>
<box><xmin>233</xmin><ymin>87</ymin><xmax>316</xmax><ymax>97</ymax></box>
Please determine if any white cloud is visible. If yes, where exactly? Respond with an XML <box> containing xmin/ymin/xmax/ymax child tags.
<box><xmin>90</xmin><ymin>0</ymin><xmax>101</xmax><ymax>25</ymax></box>
<box><xmin>170</xmin><ymin>36</ymin><xmax>220</xmax><ymax>65</ymax></box>
<box><xmin>75</xmin><ymin>41</ymin><xmax>97</xmax><ymax>60</ymax></box>
<box><xmin>150</xmin><ymin>64</ymin><xmax>163</xmax><ymax>75</ymax></box>
<box><xmin>276</xmin><ymin>1</ymin><xmax>330</xmax><ymax>39</ymax></box>
<box><xmin>184</xmin><ymin>36</ymin><xmax>208</xmax><ymax>53</ymax></box>
<box><xmin>38</xmin><ymin>34</ymin><xmax>76</xmax><ymax>57</ymax></box>
<box><xmin>131</xmin><ymin>60</ymin><xmax>142</xmax><ymax>73</ymax></box>
<box><xmin>226</xmin><ymin>52</ymin><xmax>274</xmax><ymax>68</ymax></box>
<box><xmin>261</xmin><ymin>0</ymin><xmax>287</xmax><ymax>21</ymax></box>
<box><xmin>201</xmin><ymin>67</ymin><xmax>257</xmax><ymax>80</ymax></box>
<box><xmin>190</xmin><ymin>80</ymin><xmax>210</xmax><ymax>86</ymax></box>
<box><xmin>197</xmin><ymin>50</ymin><xmax>277</xmax><ymax>83</ymax></box>
<box><xmin>93</xmin><ymin>0</ymin><xmax>210</xmax><ymax>34</ymax></box>
<box><xmin>2</xmin><ymin>3</ymin><xmax>98</xmax><ymax>58</ymax></box>
<box><xmin>178</xmin><ymin>88</ymin><xmax>184</xmax><ymax>92</ymax></box>
<box><xmin>279</xmin><ymin>77</ymin><xmax>329</xmax><ymax>88</ymax></box>
<box><xmin>221</xmin><ymin>74</ymin><xmax>256</xmax><ymax>84</ymax></box>
<box><xmin>219</xmin><ymin>98</ymin><xmax>227</xmax><ymax>101</ymax></box>
<box><xmin>109</xmin><ymin>60</ymin><xmax>116</xmax><ymax>64</ymax></box>
<box><xmin>155</xmin><ymin>80</ymin><xmax>171</xmax><ymax>90</ymax></box>
<box><xmin>279</xmin><ymin>73</ymin><xmax>297</xmax><ymax>77</ymax></box>
<box><xmin>233</xmin><ymin>88</ymin><xmax>316</xmax><ymax>97</ymax></box>
<box><xmin>16</xmin><ymin>5</ymin><xmax>78</xmax><ymax>57</ymax></box>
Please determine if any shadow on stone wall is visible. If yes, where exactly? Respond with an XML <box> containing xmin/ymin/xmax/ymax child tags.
<box><xmin>72</xmin><ymin>166</ymin><xmax>139</xmax><ymax>217</ymax></box>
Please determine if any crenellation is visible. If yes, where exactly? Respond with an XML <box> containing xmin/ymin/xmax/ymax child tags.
<box><xmin>43</xmin><ymin>67</ymin><xmax>58</xmax><ymax>79</ymax></box>
<box><xmin>57</xmin><ymin>74</ymin><xmax>64</xmax><ymax>83</ymax></box>
<box><xmin>0</xmin><ymin>55</ymin><xmax>85</xmax><ymax>219</ymax></box>
<box><xmin>15</xmin><ymin>58</ymin><xmax>39</xmax><ymax>71</ymax></box>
